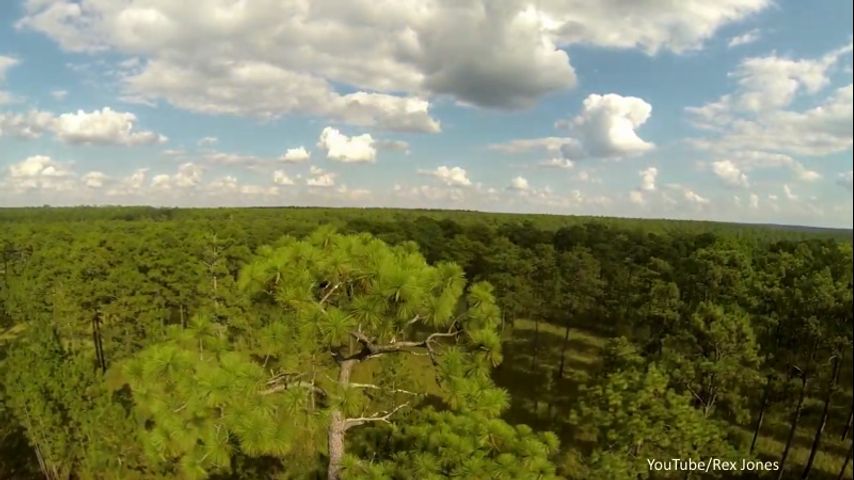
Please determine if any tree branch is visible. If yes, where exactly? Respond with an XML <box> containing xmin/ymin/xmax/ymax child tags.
<box><xmin>319</xmin><ymin>282</ymin><xmax>342</xmax><ymax>305</ymax></box>
<box><xmin>348</xmin><ymin>383</ymin><xmax>422</xmax><ymax>396</ymax></box>
<box><xmin>343</xmin><ymin>402</ymin><xmax>410</xmax><ymax>430</ymax></box>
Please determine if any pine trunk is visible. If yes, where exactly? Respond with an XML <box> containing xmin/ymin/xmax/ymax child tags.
<box><xmin>842</xmin><ymin>401</ymin><xmax>853</xmax><ymax>441</ymax></box>
<box><xmin>802</xmin><ymin>356</ymin><xmax>840</xmax><ymax>479</ymax></box>
<box><xmin>837</xmin><ymin>440</ymin><xmax>852</xmax><ymax>480</ymax></box>
<box><xmin>531</xmin><ymin>318</ymin><xmax>540</xmax><ymax>369</ymax></box>
<box><xmin>750</xmin><ymin>378</ymin><xmax>771</xmax><ymax>454</ymax></box>
<box><xmin>777</xmin><ymin>373</ymin><xmax>809</xmax><ymax>480</ymax></box>
<box><xmin>327</xmin><ymin>359</ymin><xmax>356</xmax><ymax>480</ymax></box>
<box><xmin>557</xmin><ymin>322</ymin><xmax>570</xmax><ymax>379</ymax></box>
<box><xmin>327</xmin><ymin>410</ymin><xmax>346</xmax><ymax>480</ymax></box>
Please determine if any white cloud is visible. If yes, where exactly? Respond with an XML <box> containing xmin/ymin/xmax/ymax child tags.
<box><xmin>538</xmin><ymin>158</ymin><xmax>574</xmax><ymax>169</ymax></box>
<box><xmin>730</xmin><ymin>43</ymin><xmax>852</xmax><ymax>112</ymax></box>
<box><xmin>0</xmin><ymin>55</ymin><xmax>18</xmax><ymax>104</ymax></box>
<box><xmin>490</xmin><ymin>137</ymin><xmax>580</xmax><ymax>155</ymax></box>
<box><xmin>749</xmin><ymin>193</ymin><xmax>760</xmax><ymax>209</ymax></box>
<box><xmin>629</xmin><ymin>190</ymin><xmax>646</xmax><ymax>204</ymax></box>
<box><xmin>0</xmin><ymin>107</ymin><xmax>167</xmax><ymax>145</ymax></box>
<box><xmin>306</xmin><ymin>166</ymin><xmax>336</xmax><ymax>188</ymax></box>
<box><xmin>4</xmin><ymin>155</ymin><xmax>75</xmax><ymax>192</ymax></box>
<box><xmin>0</xmin><ymin>110</ymin><xmax>56</xmax><ymax>138</ymax></box>
<box><xmin>419</xmin><ymin>165</ymin><xmax>472</xmax><ymax>187</ymax></box>
<box><xmin>17</xmin><ymin>0</ymin><xmax>768</xmax><ymax>128</ymax></box>
<box><xmin>50</xmin><ymin>89</ymin><xmax>68</xmax><ymax>100</ymax></box>
<box><xmin>728</xmin><ymin>29</ymin><xmax>760</xmax><ymax>48</ymax></box>
<box><xmin>837</xmin><ymin>171</ymin><xmax>853</xmax><ymax>192</ymax></box>
<box><xmin>494</xmin><ymin>93</ymin><xmax>654</xmax><ymax>161</ymax></box>
<box><xmin>82</xmin><ymin>171</ymin><xmax>108</xmax><ymax>188</ymax></box>
<box><xmin>639</xmin><ymin>167</ymin><xmax>658</xmax><ymax>191</ymax></box>
<box><xmin>0</xmin><ymin>56</ymin><xmax>18</xmax><ymax>81</ymax></box>
<box><xmin>106</xmin><ymin>168</ymin><xmax>148</xmax><ymax>196</ymax></box>
<box><xmin>569</xmin><ymin>93</ymin><xmax>654</xmax><ymax>158</ymax></box>
<box><xmin>197</xmin><ymin>136</ymin><xmax>218</xmax><ymax>146</ymax></box>
<box><xmin>711</xmin><ymin>160</ymin><xmax>749</xmax><ymax>187</ymax></box>
<box><xmin>375</xmin><ymin>139</ymin><xmax>411</xmax><ymax>154</ymax></box>
<box><xmin>317</xmin><ymin>127</ymin><xmax>376</xmax><ymax>163</ymax></box>
<box><xmin>783</xmin><ymin>184</ymin><xmax>798</xmax><ymax>200</ymax></box>
<box><xmin>151</xmin><ymin>162</ymin><xmax>202</xmax><ymax>190</ymax></box>
<box><xmin>281</xmin><ymin>147</ymin><xmax>311</xmax><ymax>163</ymax></box>
<box><xmin>683</xmin><ymin>188</ymin><xmax>710</xmax><ymax>205</ymax></box>
<box><xmin>54</xmin><ymin>107</ymin><xmax>167</xmax><ymax>145</ymax></box>
<box><xmin>273</xmin><ymin>170</ymin><xmax>295</xmax><ymax>186</ymax></box>
<box><xmin>509</xmin><ymin>176</ymin><xmax>530</xmax><ymax>191</ymax></box>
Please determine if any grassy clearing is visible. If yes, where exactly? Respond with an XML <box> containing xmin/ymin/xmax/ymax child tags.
<box><xmin>495</xmin><ymin>318</ymin><xmax>853</xmax><ymax>479</ymax></box>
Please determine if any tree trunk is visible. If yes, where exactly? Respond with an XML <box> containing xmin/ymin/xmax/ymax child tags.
<box><xmin>91</xmin><ymin>312</ymin><xmax>106</xmax><ymax>373</ymax></box>
<box><xmin>327</xmin><ymin>410</ymin><xmax>347</xmax><ymax>480</ymax></box>
<box><xmin>327</xmin><ymin>359</ymin><xmax>356</xmax><ymax>480</ymax></box>
<box><xmin>802</xmin><ymin>356</ymin><xmax>841</xmax><ymax>479</ymax></box>
<box><xmin>750</xmin><ymin>377</ymin><xmax>772</xmax><ymax>454</ymax></box>
<box><xmin>557</xmin><ymin>322</ymin><xmax>571</xmax><ymax>379</ymax></box>
<box><xmin>531</xmin><ymin>318</ymin><xmax>540</xmax><ymax>370</ymax></box>
<box><xmin>842</xmin><ymin>401</ymin><xmax>853</xmax><ymax>441</ymax></box>
<box><xmin>777</xmin><ymin>373</ymin><xmax>809</xmax><ymax>480</ymax></box>
<box><xmin>837</xmin><ymin>440</ymin><xmax>852</xmax><ymax>480</ymax></box>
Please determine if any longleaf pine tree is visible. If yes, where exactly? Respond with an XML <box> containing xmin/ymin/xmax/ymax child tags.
<box><xmin>117</xmin><ymin>228</ymin><xmax>508</xmax><ymax>479</ymax></box>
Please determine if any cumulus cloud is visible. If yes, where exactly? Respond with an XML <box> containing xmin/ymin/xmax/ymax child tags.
<box><xmin>683</xmin><ymin>188</ymin><xmax>710</xmax><ymax>205</ymax></box>
<box><xmin>317</xmin><ymin>127</ymin><xmax>376</xmax><ymax>163</ymax></box>
<box><xmin>493</xmin><ymin>93</ymin><xmax>654</xmax><ymax>161</ymax></box>
<box><xmin>419</xmin><ymin>166</ymin><xmax>472</xmax><ymax>187</ymax></box>
<box><xmin>0</xmin><ymin>55</ymin><xmax>18</xmax><ymax>104</ymax></box>
<box><xmin>712</xmin><ymin>160</ymin><xmax>749</xmax><ymax>187</ymax></box>
<box><xmin>0</xmin><ymin>55</ymin><xmax>18</xmax><ymax>81</ymax></box>
<box><xmin>375</xmin><ymin>139</ymin><xmax>411</xmax><ymax>154</ymax></box>
<box><xmin>490</xmin><ymin>137</ymin><xmax>580</xmax><ymax>155</ymax></box>
<box><xmin>3</xmin><ymin>155</ymin><xmax>75</xmax><ymax>192</ymax></box>
<box><xmin>280</xmin><ymin>147</ymin><xmax>311</xmax><ymax>163</ymax></box>
<box><xmin>728</xmin><ymin>29</ymin><xmax>761</xmax><ymax>48</ymax></box>
<box><xmin>151</xmin><ymin>163</ymin><xmax>203</xmax><ymax>190</ymax></box>
<box><xmin>0</xmin><ymin>107</ymin><xmax>166</xmax><ymax>145</ymax></box>
<box><xmin>54</xmin><ymin>107</ymin><xmax>167</xmax><ymax>145</ymax></box>
<box><xmin>567</xmin><ymin>93</ymin><xmax>655</xmax><ymax>158</ymax></box>
<box><xmin>82</xmin><ymin>171</ymin><xmax>108</xmax><ymax>188</ymax></box>
<box><xmin>0</xmin><ymin>110</ymin><xmax>56</xmax><ymax>138</ymax></box>
<box><xmin>730</xmin><ymin>43</ymin><xmax>852</xmax><ymax>112</ymax></box>
<box><xmin>538</xmin><ymin>158</ymin><xmax>575</xmax><ymax>169</ymax></box>
<box><xmin>197</xmin><ymin>136</ymin><xmax>218</xmax><ymax>146</ymax></box>
<box><xmin>639</xmin><ymin>167</ymin><xmax>658</xmax><ymax>191</ymax></box>
<box><xmin>306</xmin><ymin>166</ymin><xmax>336</xmax><ymax>188</ymax></box>
<box><xmin>16</xmin><ymin>0</ymin><xmax>768</xmax><ymax>128</ymax></box>
<box><xmin>783</xmin><ymin>184</ymin><xmax>798</xmax><ymax>200</ymax></box>
<box><xmin>273</xmin><ymin>170</ymin><xmax>295</xmax><ymax>186</ymax></box>
<box><xmin>629</xmin><ymin>190</ymin><xmax>646</xmax><ymax>205</ymax></box>
<box><xmin>688</xmin><ymin>43</ymin><xmax>853</xmax><ymax>162</ymax></box>
<box><xmin>509</xmin><ymin>176</ymin><xmax>530</xmax><ymax>191</ymax></box>
<box><xmin>749</xmin><ymin>193</ymin><xmax>760</xmax><ymax>209</ymax></box>
<box><xmin>837</xmin><ymin>171</ymin><xmax>853</xmax><ymax>191</ymax></box>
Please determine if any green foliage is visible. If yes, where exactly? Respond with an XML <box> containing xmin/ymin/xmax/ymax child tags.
<box><xmin>0</xmin><ymin>207</ymin><xmax>851</xmax><ymax>479</ymax></box>
<box><xmin>570</xmin><ymin>340</ymin><xmax>737</xmax><ymax>479</ymax></box>
<box><xmin>343</xmin><ymin>408</ymin><xmax>561</xmax><ymax>480</ymax></box>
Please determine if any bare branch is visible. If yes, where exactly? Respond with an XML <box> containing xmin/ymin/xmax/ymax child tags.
<box><xmin>319</xmin><ymin>282</ymin><xmax>342</xmax><ymax>305</ymax></box>
<box><xmin>343</xmin><ymin>402</ymin><xmax>410</xmax><ymax>430</ymax></box>
<box><xmin>262</xmin><ymin>380</ymin><xmax>326</xmax><ymax>397</ymax></box>
<box><xmin>348</xmin><ymin>383</ymin><xmax>422</xmax><ymax>396</ymax></box>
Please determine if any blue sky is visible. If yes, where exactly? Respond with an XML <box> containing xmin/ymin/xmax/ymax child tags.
<box><xmin>0</xmin><ymin>0</ymin><xmax>851</xmax><ymax>227</ymax></box>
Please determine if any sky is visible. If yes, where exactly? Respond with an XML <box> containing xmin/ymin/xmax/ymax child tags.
<box><xmin>0</xmin><ymin>0</ymin><xmax>852</xmax><ymax>228</ymax></box>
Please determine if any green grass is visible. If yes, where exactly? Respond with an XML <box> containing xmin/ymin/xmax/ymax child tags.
<box><xmin>494</xmin><ymin>318</ymin><xmax>853</xmax><ymax>479</ymax></box>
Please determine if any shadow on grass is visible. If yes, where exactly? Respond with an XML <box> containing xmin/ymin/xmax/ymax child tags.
<box><xmin>493</xmin><ymin>319</ymin><xmax>608</xmax><ymax>454</ymax></box>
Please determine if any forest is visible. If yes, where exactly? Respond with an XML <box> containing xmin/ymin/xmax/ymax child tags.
<box><xmin>0</xmin><ymin>206</ymin><xmax>851</xmax><ymax>480</ymax></box>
